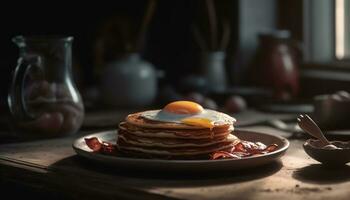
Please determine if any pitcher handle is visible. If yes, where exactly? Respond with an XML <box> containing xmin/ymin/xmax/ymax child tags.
<box><xmin>8</xmin><ymin>56</ymin><xmax>38</xmax><ymax>121</ymax></box>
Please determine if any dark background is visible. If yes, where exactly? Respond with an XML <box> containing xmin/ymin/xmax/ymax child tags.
<box><xmin>0</xmin><ymin>1</ymin><xmax>238</xmax><ymax>104</ymax></box>
<box><xmin>0</xmin><ymin>0</ymin><xmax>302</xmax><ymax>110</ymax></box>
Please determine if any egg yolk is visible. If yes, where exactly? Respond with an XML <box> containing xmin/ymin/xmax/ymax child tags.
<box><xmin>181</xmin><ymin>118</ymin><xmax>215</xmax><ymax>129</ymax></box>
<box><xmin>163</xmin><ymin>101</ymin><xmax>204</xmax><ymax>114</ymax></box>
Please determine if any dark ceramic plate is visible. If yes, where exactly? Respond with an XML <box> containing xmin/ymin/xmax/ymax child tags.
<box><xmin>73</xmin><ymin>130</ymin><xmax>289</xmax><ymax>172</ymax></box>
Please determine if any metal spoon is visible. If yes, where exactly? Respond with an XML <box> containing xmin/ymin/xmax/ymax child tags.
<box><xmin>297</xmin><ymin>114</ymin><xmax>338</xmax><ymax>149</ymax></box>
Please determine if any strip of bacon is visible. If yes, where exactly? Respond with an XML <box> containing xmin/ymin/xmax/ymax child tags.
<box><xmin>84</xmin><ymin>137</ymin><xmax>102</xmax><ymax>152</ymax></box>
<box><xmin>210</xmin><ymin>151</ymin><xmax>241</xmax><ymax>160</ymax></box>
<box><xmin>85</xmin><ymin>137</ymin><xmax>115</xmax><ymax>154</ymax></box>
<box><xmin>84</xmin><ymin>137</ymin><xmax>278</xmax><ymax>159</ymax></box>
<box><xmin>264</xmin><ymin>144</ymin><xmax>278</xmax><ymax>152</ymax></box>
<box><xmin>210</xmin><ymin>142</ymin><xmax>279</xmax><ymax>160</ymax></box>
<box><xmin>101</xmin><ymin>141</ymin><xmax>116</xmax><ymax>154</ymax></box>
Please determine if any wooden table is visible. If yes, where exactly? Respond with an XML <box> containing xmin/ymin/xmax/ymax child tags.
<box><xmin>1</xmin><ymin>124</ymin><xmax>350</xmax><ymax>200</ymax></box>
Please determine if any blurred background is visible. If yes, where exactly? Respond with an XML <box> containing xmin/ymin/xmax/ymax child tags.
<box><xmin>0</xmin><ymin>0</ymin><xmax>350</xmax><ymax>135</ymax></box>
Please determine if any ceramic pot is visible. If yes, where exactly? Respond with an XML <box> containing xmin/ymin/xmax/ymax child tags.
<box><xmin>250</xmin><ymin>30</ymin><xmax>300</xmax><ymax>100</ymax></box>
<box><xmin>100</xmin><ymin>53</ymin><xmax>157</xmax><ymax>107</ymax></box>
<box><xmin>200</xmin><ymin>51</ymin><xmax>227</xmax><ymax>92</ymax></box>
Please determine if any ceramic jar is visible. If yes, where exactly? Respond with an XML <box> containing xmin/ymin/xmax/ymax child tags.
<box><xmin>100</xmin><ymin>53</ymin><xmax>157</xmax><ymax>107</ymax></box>
<box><xmin>200</xmin><ymin>51</ymin><xmax>227</xmax><ymax>92</ymax></box>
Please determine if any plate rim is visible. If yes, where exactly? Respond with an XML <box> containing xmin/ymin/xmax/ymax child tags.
<box><xmin>72</xmin><ymin>129</ymin><xmax>290</xmax><ymax>164</ymax></box>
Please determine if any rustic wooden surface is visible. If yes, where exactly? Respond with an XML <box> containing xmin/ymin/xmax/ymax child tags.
<box><xmin>1</xmin><ymin>124</ymin><xmax>350</xmax><ymax>200</ymax></box>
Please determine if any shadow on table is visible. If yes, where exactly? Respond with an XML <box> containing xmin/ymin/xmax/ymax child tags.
<box><xmin>49</xmin><ymin>155</ymin><xmax>283</xmax><ymax>187</ymax></box>
<box><xmin>293</xmin><ymin>164</ymin><xmax>350</xmax><ymax>184</ymax></box>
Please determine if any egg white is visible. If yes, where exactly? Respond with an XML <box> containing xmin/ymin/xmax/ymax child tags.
<box><xmin>140</xmin><ymin>109</ymin><xmax>236</xmax><ymax>125</ymax></box>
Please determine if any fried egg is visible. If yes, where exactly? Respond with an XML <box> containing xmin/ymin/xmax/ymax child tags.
<box><xmin>140</xmin><ymin>101</ymin><xmax>236</xmax><ymax>129</ymax></box>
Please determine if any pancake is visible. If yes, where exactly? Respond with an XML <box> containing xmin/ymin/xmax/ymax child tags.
<box><xmin>126</xmin><ymin>111</ymin><xmax>235</xmax><ymax>130</ymax></box>
<box><xmin>116</xmin><ymin>119</ymin><xmax>237</xmax><ymax>158</ymax></box>
<box><xmin>116</xmin><ymin>101</ymin><xmax>238</xmax><ymax>159</ymax></box>
<box><xmin>118</xmin><ymin>130</ymin><xmax>239</xmax><ymax>148</ymax></box>
<box><xmin>119</xmin><ymin>122</ymin><xmax>234</xmax><ymax>139</ymax></box>
<box><xmin>117</xmin><ymin>139</ymin><xmax>236</xmax><ymax>156</ymax></box>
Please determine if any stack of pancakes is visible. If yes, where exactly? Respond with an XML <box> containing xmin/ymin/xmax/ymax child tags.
<box><xmin>116</xmin><ymin>112</ymin><xmax>239</xmax><ymax>159</ymax></box>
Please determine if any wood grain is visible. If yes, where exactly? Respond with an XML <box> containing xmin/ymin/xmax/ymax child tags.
<box><xmin>1</xmin><ymin>127</ymin><xmax>350</xmax><ymax>200</ymax></box>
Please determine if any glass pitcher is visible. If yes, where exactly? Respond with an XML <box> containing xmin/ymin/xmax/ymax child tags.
<box><xmin>8</xmin><ymin>36</ymin><xmax>84</xmax><ymax>138</ymax></box>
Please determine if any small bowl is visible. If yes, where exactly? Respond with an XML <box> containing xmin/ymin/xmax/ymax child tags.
<box><xmin>303</xmin><ymin>139</ymin><xmax>350</xmax><ymax>166</ymax></box>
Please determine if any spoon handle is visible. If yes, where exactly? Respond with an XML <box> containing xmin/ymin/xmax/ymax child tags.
<box><xmin>297</xmin><ymin>114</ymin><xmax>331</xmax><ymax>146</ymax></box>
<box><xmin>303</xmin><ymin>124</ymin><xmax>330</xmax><ymax>145</ymax></box>
<box><xmin>305</xmin><ymin>115</ymin><xmax>329</xmax><ymax>141</ymax></box>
